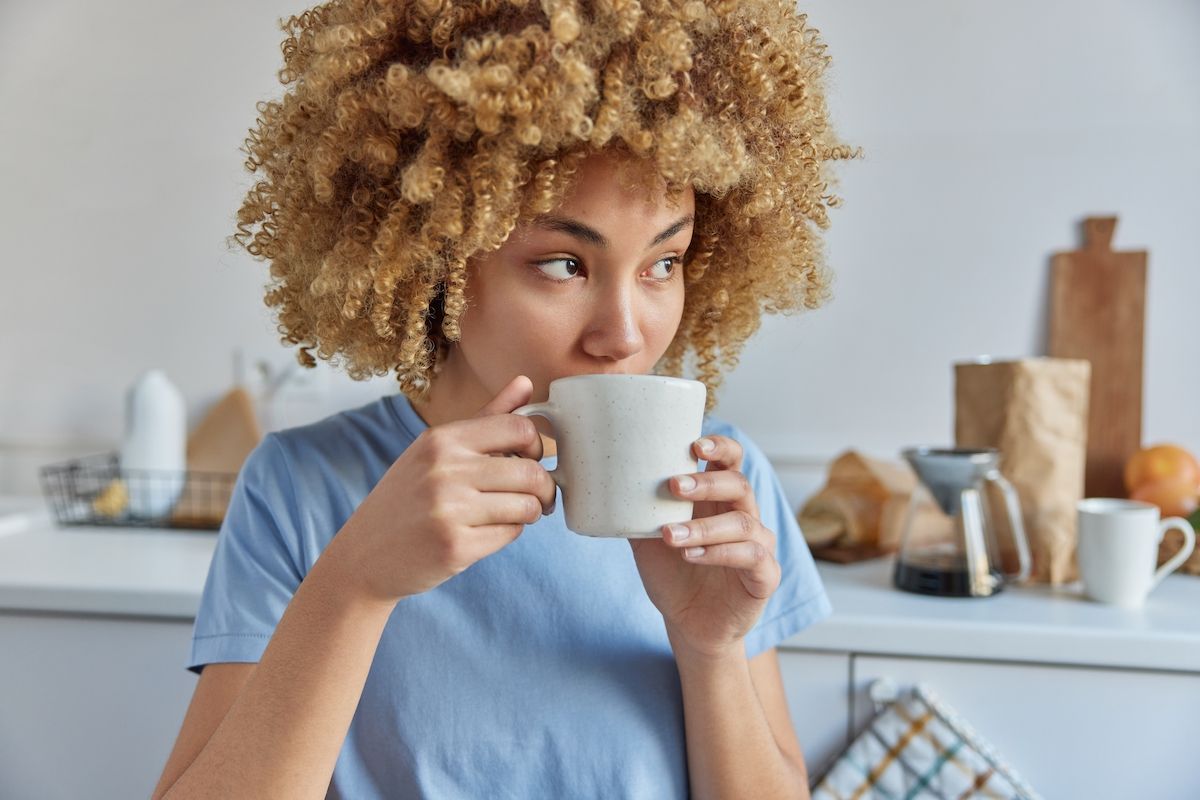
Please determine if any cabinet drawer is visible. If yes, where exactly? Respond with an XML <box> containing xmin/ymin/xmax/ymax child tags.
<box><xmin>0</xmin><ymin>613</ymin><xmax>196</xmax><ymax>799</ymax></box>
<box><xmin>852</xmin><ymin>655</ymin><xmax>1200</xmax><ymax>800</ymax></box>
<box><xmin>777</xmin><ymin>649</ymin><xmax>852</xmax><ymax>779</ymax></box>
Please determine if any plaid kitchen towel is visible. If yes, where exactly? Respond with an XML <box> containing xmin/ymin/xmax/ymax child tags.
<box><xmin>812</xmin><ymin>683</ymin><xmax>1042</xmax><ymax>800</ymax></box>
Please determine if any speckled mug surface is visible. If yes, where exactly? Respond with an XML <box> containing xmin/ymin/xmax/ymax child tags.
<box><xmin>514</xmin><ymin>374</ymin><xmax>707</xmax><ymax>538</ymax></box>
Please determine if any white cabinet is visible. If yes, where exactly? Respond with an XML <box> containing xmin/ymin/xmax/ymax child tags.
<box><xmin>777</xmin><ymin>646</ymin><xmax>1200</xmax><ymax>798</ymax></box>
<box><xmin>776</xmin><ymin>650</ymin><xmax>851</xmax><ymax>780</ymax></box>
<box><xmin>772</xmin><ymin>560</ymin><xmax>1200</xmax><ymax>793</ymax></box>
<box><xmin>4</xmin><ymin>514</ymin><xmax>1199</xmax><ymax>799</ymax></box>
<box><xmin>0</xmin><ymin>613</ymin><xmax>196</xmax><ymax>800</ymax></box>
<box><xmin>850</xmin><ymin>655</ymin><xmax>1200</xmax><ymax>799</ymax></box>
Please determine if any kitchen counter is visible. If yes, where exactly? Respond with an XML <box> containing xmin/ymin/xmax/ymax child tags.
<box><xmin>799</xmin><ymin>559</ymin><xmax>1199</xmax><ymax>673</ymax></box>
<box><xmin>1</xmin><ymin>501</ymin><xmax>1198</xmax><ymax>672</ymax></box>
<box><xmin>0</xmin><ymin>502</ymin><xmax>217</xmax><ymax>619</ymax></box>
<box><xmin>4</xmin><ymin>503</ymin><xmax>1196</xmax><ymax>800</ymax></box>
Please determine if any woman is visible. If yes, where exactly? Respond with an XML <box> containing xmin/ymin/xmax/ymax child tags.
<box><xmin>155</xmin><ymin>0</ymin><xmax>855</xmax><ymax>797</ymax></box>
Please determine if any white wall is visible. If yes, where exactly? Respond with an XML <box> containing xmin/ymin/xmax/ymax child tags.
<box><xmin>0</xmin><ymin>0</ymin><xmax>397</xmax><ymax>493</ymax></box>
<box><xmin>719</xmin><ymin>0</ymin><xmax>1200</xmax><ymax>479</ymax></box>
<box><xmin>2</xmin><ymin>1</ymin><xmax>1198</xmax><ymax>504</ymax></box>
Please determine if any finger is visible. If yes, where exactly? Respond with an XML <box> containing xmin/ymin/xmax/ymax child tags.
<box><xmin>468</xmin><ymin>456</ymin><xmax>557</xmax><ymax>514</ymax></box>
<box><xmin>678</xmin><ymin>541</ymin><xmax>781</xmax><ymax>599</ymax></box>
<box><xmin>471</xmin><ymin>374</ymin><xmax>545</xmax><ymax>462</ymax></box>
<box><xmin>670</xmin><ymin>469</ymin><xmax>758</xmax><ymax>516</ymax></box>
<box><xmin>467</xmin><ymin>491</ymin><xmax>547</xmax><ymax>527</ymax></box>
<box><xmin>440</xmin><ymin>413</ymin><xmax>543</xmax><ymax>461</ymax></box>
<box><xmin>692</xmin><ymin>435</ymin><xmax>744</xmax><ymax>472</ymax></box>
<box><xmin>474</xmin><ymin>374</ymin><xmax>534</xmax><ymax>418</ymax></box>
<box><xmin>662</xmin><ymin>510</ymin><xmax>772</xmax><ymax>553</ymax></box>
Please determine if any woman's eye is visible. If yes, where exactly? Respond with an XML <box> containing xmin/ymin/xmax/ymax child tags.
<box><xmin>533</xmin><ymin>258</ymin><xmax>581</xmax><ymax>281</ymax></box>
<box><xmin>648</xmin><ymin>257</ymin><xmax>678</xmax><ymax>280</ymax></box>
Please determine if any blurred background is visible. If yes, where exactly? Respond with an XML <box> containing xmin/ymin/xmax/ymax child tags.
<box><xmin>3</xmin><ymin>4</ymin><xmax>1199</xmax><ymax>798</ymax></box>
<box><xmin>2</xmin><ymin>0</ymin><xmax>1198</xmax><ymax>502</ymax></box>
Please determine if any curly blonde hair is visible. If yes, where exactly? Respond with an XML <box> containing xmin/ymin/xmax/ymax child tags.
<box><xmin>234</xmin><ymin>0</ymin><xmax>858</xmax><ymax>410</ymax></box>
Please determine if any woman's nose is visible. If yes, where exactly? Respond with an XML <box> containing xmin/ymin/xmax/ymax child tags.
<box><xmin>580</xmin><ymin>286</ymin><xmax>645</xmax><ymax>362</ymax></box>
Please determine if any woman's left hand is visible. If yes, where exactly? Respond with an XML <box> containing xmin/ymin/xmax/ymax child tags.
<box><xmin>628</xmin><ymin>435</ymin><xmax>781</xmax><ymax>660</ymax></box>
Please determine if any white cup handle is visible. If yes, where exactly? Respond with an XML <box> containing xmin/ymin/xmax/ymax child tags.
<box><xmin>1149</xmin><ymin>517</ymin><xmax>1196</xmax><ymax>591</ymax></box>
<box><xmin>512</xmin><ymin>403</ymin><xmax>563</xmax><ymax>488</ymax></box>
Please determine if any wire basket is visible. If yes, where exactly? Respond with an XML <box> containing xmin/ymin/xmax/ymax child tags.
<box><xmin>39</xmin><ymin>453</ymin><xmax>237</xmax><ymax>531</ymax></box>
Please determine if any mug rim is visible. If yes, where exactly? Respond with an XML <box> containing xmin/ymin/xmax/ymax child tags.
<box><xmin>1077</xmin><ymin>497</ymin><xmax>1159</xmax><ymax>515</ymax></box>
<box><xmin>549</xmin><ymin>373</ymin><xmax>703</xmax><ymax>388</ymax></box>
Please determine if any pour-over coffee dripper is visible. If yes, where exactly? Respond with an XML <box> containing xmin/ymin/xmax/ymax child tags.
<box><xmin>895</xmin><ymin>447</ymin><xmax>1032</xmax><ymax>597</ymax></box>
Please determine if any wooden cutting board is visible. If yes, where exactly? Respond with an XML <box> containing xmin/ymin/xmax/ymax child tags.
<box><xmin>1048</xmin><ymin>216</ymin><xmax>1146</xmax><ymax>498</ymax></box>
<box><xmin>170</xmin><ymin>387</ymin><xmax>263</xmax><ymax>527</ymax></box>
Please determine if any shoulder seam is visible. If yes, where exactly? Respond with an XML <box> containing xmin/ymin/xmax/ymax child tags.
<box><xmin>755</xmin><ymin>589</ymin><xmax>829</xmax><ymax>630</ymax></box>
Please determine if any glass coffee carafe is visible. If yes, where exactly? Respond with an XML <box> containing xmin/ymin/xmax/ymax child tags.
<box><xmin>894</xmin><ymin>447</ymin><xmax>1032</xmax><ymax>597</ymax></box>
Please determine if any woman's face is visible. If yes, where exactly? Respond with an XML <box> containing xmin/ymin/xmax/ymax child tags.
<box><xmin>446</xmin><ymin>150</ymin><xmax>694</xmax><ymax>405</ymax></box>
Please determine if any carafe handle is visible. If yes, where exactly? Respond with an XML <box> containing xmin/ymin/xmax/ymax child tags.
<box><xmin>984</xmin><ymin>470</ymin><xmax>1032</xmax><ymax>582</ymax></box>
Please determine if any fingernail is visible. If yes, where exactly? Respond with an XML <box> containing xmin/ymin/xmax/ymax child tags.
<box><xmin>666</xmin><ymin>523</ymin><xmax>690</xmax><ymax>543</ymax></box>
<box><xmin>696</xmin><ymin>437</ymin><xmax>715</xmax><ymax>454</ymax></box>
<box><xmin>676</xmin><ymin>475</ymin><xmax>696</xmax><ymax>493</ymax></box>
<box><xmin>685</xmin><ymin>546</ymin><xmax>706</xmax><ymax>558</ymax></box>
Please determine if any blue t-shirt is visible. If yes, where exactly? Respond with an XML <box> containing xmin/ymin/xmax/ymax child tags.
<box><xmin>189</xmin><ymin>393</ymin><xmax>831</xmax><ymax>798</ymax></box>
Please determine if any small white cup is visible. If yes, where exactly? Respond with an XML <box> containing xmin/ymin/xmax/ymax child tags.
<box><xmin>1076</xmin><ymin>498</ymin><xmax>1196</xmax><ymax>608</ymax></box>
<box><xmin>514</xmin><ymin>374</ymin><xmax>707</xmax><ymax>538</ymax></box>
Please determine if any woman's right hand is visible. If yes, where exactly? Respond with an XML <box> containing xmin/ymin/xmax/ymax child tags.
<box><xmin>328</xmin><ymin>375</ymin><xmax>556</xmax><ymax>604</ymax></box>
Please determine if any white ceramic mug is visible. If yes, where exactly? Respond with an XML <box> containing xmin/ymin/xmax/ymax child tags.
<box><xmin>514</xmin><ymin>374</ymin><xmax>707</xmax><ymax>538</ymax></box>
<box><xmin>1076</xmin><ymin>498</ymin><xmax>1196</xmax><ymax>608</ymax></box>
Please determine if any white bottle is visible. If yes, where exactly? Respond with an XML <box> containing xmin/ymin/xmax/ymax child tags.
<box><xmin>119</xmin><ymin>370</ymin><xmax>187</xmax><ymax>518</ymax></box>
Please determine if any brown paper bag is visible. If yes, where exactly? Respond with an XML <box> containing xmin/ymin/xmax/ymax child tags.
<box><xmin>955</xmin><ymin>358</ymin><xmax>1091</xmax><ymax>584</ymax></box>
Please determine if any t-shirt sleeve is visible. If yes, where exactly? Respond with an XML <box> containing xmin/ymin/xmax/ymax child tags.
<box><xmin>187</xmin><ymin>433</ymin><xmax>306</xmax><ymax>674</ymax></box>
<box><xmin>719</xmin><ymin>424</ymin><xmax>832</xmax><ymax>660</ymax></box>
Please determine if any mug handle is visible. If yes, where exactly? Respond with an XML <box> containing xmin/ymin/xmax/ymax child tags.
<box><xmin>512</xmin><ymin>403</ymin><xmax>564</xmax><ymax>488</ymax></box>
<box><xmin>1149</xmin><ymin>517</ymin><xmax>1197</xmax><ymax>591</ymax></box>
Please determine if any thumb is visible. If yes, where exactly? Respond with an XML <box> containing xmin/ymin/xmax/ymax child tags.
<box><xmin>474</xmin><ymin>374</ymin><xmax>535</xmax><ymax>418</ymax></box>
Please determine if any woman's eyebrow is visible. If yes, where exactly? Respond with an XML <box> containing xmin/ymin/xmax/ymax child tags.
<box><xmin>648</xmin><ymin>215</ymin><xmax>695</xmax><ymax>247</ymax></box>
<box><xmin>532</xmin><ymin>214</ymin><xmax>694</xmax><ymax>250</ymax></box>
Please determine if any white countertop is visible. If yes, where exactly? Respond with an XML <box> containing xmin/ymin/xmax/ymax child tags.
<box><xmin>0</xmin><ymin>501</ymin><xmax>217</xmax><ymax>619</ymax></box>
<box><xmin>2</xmin><ymin>500</ymin><xmax>1198</xmax><ymax>672</ymax></box>
<box><xmin>793</xmin><ymin>559</ymin><xmax>1200</xmax><ymax>673</ymax></box>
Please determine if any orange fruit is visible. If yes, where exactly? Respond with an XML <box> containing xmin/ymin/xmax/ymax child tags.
<box><xmin>1123</xmin><ymin>444</ymin><xmax>1200</xmax><ymax>495</ymax></box>
<box><xmin>1131</xmin><ymin>475</ymin><xmax>1200</xmax><ymax>518</ymax></box>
